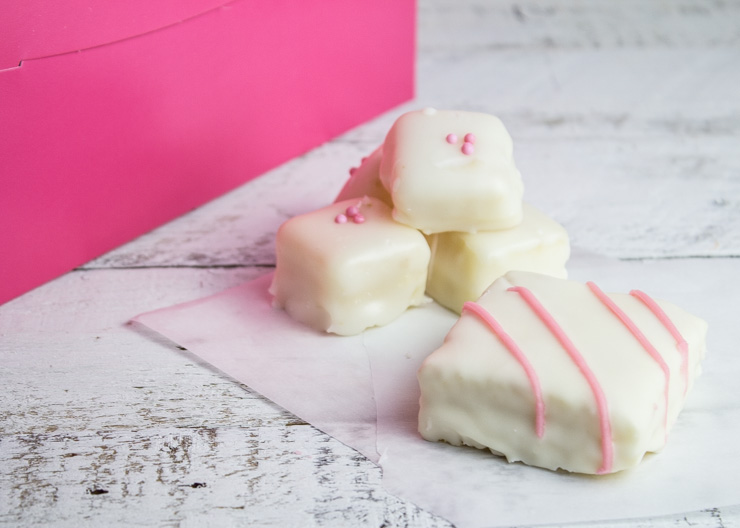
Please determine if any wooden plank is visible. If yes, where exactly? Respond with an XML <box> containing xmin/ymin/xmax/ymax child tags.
<box><xmin>0</xmin><ymin>426</ymin><xmax>451</xmax><ymax>527</ymax></box>
<box><xmin>0</xmin><ymin>267</ymin><xmax>451</xmax><ymax>526</ymax></box>
<box><xmin>419</xmin><ymin>0</ymin><xmax>740</xmax><ymax>52</ymax></box>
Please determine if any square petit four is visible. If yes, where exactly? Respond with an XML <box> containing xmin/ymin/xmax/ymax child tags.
<box><xmin>418</xmin><ymin>271</ymin><xmax>708</xmax><ymax>474</ymax></box>
<box><xmin>270</xmin><ymin>197</ymin><xmax>430</xmax><ymax>335</ymax></box>
<box><xmin>426</xmin><ymin>203</ymin><xmax>570</xmax><ymax>313</ymax></box>
<box><xmin>334</xmin><ymin>146</ymin><xmax>392</xmax><ymax>206</ymax></box>
<box><xmin>379</xmin><ymin>108</ymin><xmax>524</xmax><ymax>234</ymax></box>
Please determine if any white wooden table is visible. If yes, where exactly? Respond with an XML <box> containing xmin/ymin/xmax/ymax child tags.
<box><xmin>3</xmin><ymin>1</ymin><xmax>739</xmax><ymax>526</ymax></box>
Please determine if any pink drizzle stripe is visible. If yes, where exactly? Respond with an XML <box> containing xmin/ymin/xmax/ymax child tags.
<box><xmin>462</xmin><ymin>301</ymin><xmax>545</xmax><ymax>438</ymax></box>
<box><xmin>587</xmin><ymin>282</ymin><xmax>670</xmax><ymax>439</ymax></box>
<box><xmin>630</xmin><ymin>289</ymin><xmax>689</xmax><ymax>395</ymax></box>
<box><xmin>507</xmin><ymin>286</ymin><xmax>613</xmax><ymax>474</ymax></box>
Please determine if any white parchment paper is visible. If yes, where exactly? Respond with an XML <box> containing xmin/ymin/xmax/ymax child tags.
<box><xmin>135</xmin><ymin>251</ymin><xmax>740</xmax><ymax>527</ymax></box>
<box><xmin>135</xmin><ymin>275</ymin><xmax>380</xmax><ymax>462</ymax></box>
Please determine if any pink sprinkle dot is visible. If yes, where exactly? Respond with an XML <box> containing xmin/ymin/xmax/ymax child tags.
<box><xmin>462</xmin><ymin>142</ymin><xmax>475</xmax><ymax>155</ymax></box>
<box><xmin>349</xmin><ymin>167</ymin><xmax>357</xmax><ymax>176</ymax></box>
<box><xmin>335</xmin><ymin>213</ymin><xmax>348</xmax><ymax>224</ymax></box>
<box><xmin>464</xmin><ymin>133</ymin><xmax>476</xmax><ymax>144</ymax></box>
<box><xmin>346</xmin><ymin>205</ymin><xmax>359</xmax><ymax>217</ymax></box>
<box><xmin>353</xmin><ymin>214</ymin><xmax>365</xmax><ymax>224</ymax></box>
<box><xmin>446</xmin><ymin>133</ymin><xmax>458</xmax><ymax>144</ymax></box>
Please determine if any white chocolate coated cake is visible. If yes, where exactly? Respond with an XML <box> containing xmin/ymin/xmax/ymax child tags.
<box><xmin>379</xmin><ymin>108</ymin><xmax>524</xmax><ymax>234</ymax></box>
<box><xmin>270</xmin><ymin>197</ymin><xmax>430</xmax><ymax>336</ymax></box>
<box><xmin>426</xmin><ymin>202</ymin><xmax>570</xmax><ymax>314</ymax></box>
<box><xmin>418</xmin><ymin>271</ymin><xmax>708</xmax><ymax>474</ymax></box>
<box><xmin>334</xmin><ymin>146</ymin><xmax>392</xmax><ymax>207</ymax></box>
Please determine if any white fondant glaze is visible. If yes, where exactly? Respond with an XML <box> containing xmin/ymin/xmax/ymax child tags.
<box><xmin>418</xmin><ymin>271</ymin><xmax>708</xmax><ymax>475</ymax></box>
<box><xmin>425</xmin><ymin>203</ymin><xmax>570</xmax><ymax>313</ymax></box>
<box><xmin>379</xmin><ymin>109</ymin><xmax>524</xmax><ymax>234</ymax></box>
<box><xmin>270</xmin><ymin>197</ymin><xmax>430</xmax><ymax>336</ymax></box>
<box><xmin>334</xmin><ymin>146</ymin><xmax>393</xmax><ymax>207</ymax></box>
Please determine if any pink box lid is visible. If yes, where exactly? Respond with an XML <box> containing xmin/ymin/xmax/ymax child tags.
<box><xmin>1</xmin><ymin>0</ymin><xmax>228</xmax><ymax>70</ymax></box>
<box><xmin>0</xmin><ymin>0</ymin><xmax>415</xmax><ymax>305</ymax></box>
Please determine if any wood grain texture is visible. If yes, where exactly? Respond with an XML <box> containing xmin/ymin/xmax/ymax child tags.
<box><xmin>3</xmin><ymin>0</ymin><xmax>739</xmax><ymax>526</ymax></box>
<box><xmin>0</xmin><ymin>269</ymin><xmax>451</xmax><ymax>527</ymax></box>
<box><xmin>418</xmin><ymin>0</ymin><xmax>740</xmax><ymax>53</ymax></box>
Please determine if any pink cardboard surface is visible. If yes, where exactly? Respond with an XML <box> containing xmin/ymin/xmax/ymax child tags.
<box><xmin>0</xmin><ymin>0</ymin><xmax>415</xmax><ymax>305</ymax></box>
<box><xmin>0</xmin><ymin>0</ymin><xmax>225</xmax><ymax>71</ymax></box>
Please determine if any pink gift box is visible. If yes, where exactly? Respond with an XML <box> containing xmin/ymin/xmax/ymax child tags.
<box><xmin>0</xmin><ymin>0</ymin><xmax>415</xmax><ymax>305</ymax></box>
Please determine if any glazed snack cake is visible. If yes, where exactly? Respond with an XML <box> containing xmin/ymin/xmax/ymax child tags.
<box><xmin>379</xmin><ymin>108</ymin><xmax>524</xmax><ymax>234</ymax></box>
<box><xmin>426</xmin><ymin>202</ymin><xmax>570</xmax><ymax>313</ymax></box>
<box><xmin>418</xmin><ymin>271</ymin><xmax>708</xmax><ymax>474</ymax></box>
<box><xmin>270</xmin><ymin>197</ymin><xmax>430</xmax><ymax>336</ymax></box>
<box><xmin>334</xmin><ymin>146</ymin><xmax>392</xmax><ymax>207</ymax></box>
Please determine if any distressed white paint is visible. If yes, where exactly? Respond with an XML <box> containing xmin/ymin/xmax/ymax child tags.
<box><xmin>3</xmin><ymin>0</ymin><xmax>739</xmax><ymax>526</ymax></box>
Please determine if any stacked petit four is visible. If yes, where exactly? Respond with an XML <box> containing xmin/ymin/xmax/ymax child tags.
<box><xmin>337</xmin><ymin>108</ymin><xmax>570</xmax><ymax>314</ymax></box>
<box><xmin>379</xmin><ymin>108</ymin><xmax>524</xmax><ymax>234</ymax></box>
<box><xmin>271</xmin><ymin>108</ymin><xmax>570</xmax><ymax>333</ymax></box>
<box><xmin>335</xmin><ymin>146</ymin><xmax>392</xmax><ymax>207</ymax></box>
<box><xmin>269</xmin><ymin>196</ymin><xmax>429</xmax><ymax>336</ymax></box>
<box><xmin>269</xmin><ymin>108</ymin><xmax>709</xmax><ymax>475</ymax></box>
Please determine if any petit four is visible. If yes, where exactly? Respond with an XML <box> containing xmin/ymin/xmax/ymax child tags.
<box><xmin>379</xmin><ymin>108</ymin><xmax>524</xmax><ymax>234</ymax></box>
<box><xmin>418</xmin><ymin>271</ymin><xmax>708</xmax><ymax>474</ymax></box>
<box><xmin>334</xmin><ymin>146</ymin><xmax>392</xmax><ymax>206</ymax></box>
<box><xmin>270</xmin><ymin>197</ymin><xmax>430</xmax><ymax>336</ymax></box>
<box><xmin>426</xmin><ymin>202</ymin><xmax>570</xmax><ymax>313</ymax></box>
